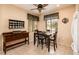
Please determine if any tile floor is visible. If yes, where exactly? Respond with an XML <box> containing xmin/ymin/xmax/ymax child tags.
<box><xmin>0</xmin><ymin>41</ymin><xmax>73</xmax><ymax>55</ymax></box>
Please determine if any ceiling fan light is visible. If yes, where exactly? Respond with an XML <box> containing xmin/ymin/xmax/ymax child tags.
<box><xmin>32</xmin><ymin>4</ymin><xmax>48</xmax><ymax>13</ymax></box>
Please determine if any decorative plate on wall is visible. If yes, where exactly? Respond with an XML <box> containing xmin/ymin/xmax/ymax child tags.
<box><xmin>62</xmin><ymin>18</ymin><xmax>69</xmax><ymax>24</ymax></box>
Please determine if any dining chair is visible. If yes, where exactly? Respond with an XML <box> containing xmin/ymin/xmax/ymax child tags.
<box><xmin>34</xmin><ymin>30</ymin><xmax>38</xmax><ymax>45</ymax></box>
<box><xmin>37</xmin><ymin>31</ymin><xmax>46</xmax><ymax>49</ymax></box>
<box><xmin>48</xmin><ymin>31</ymin><xmax>57</xmax><ymax>52</ymax></box>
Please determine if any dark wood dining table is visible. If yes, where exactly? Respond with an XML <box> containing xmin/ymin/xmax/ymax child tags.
<box><xmin>34</xmin><ymin>31</ymin><xmax>56</xmax><ymax>52</ymax></box>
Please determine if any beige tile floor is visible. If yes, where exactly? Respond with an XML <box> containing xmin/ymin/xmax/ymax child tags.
<box><xmin>0</xmin><ymin>41</ymin><xmax>73</xmax><ymax>55</ymax></box>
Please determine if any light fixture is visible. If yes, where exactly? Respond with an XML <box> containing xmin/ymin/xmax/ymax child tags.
<box><xmin>31</xmin><ymin>4</ymin><xmax>48</xmax><ymax>13</ymax></box>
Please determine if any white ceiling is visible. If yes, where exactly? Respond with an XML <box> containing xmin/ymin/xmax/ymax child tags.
<box><xmin>14</xmin><ymin>4</ymin><xmax>73</xmax><ymax>15</ymax></box>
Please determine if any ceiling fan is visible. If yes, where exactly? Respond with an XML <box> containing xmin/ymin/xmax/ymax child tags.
<box><xmin>31</xmin><ymin>4</ymin><xmax>48</xmax><ymax>13</ymax></box>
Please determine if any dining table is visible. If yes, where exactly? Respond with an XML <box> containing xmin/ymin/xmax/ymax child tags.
<box><xmin>34</xmin><ymin>30</ymin><xmax>56</xmax><ymax>52</ymax></box>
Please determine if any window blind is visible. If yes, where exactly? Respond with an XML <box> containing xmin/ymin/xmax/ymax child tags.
<box><xmin>44</xmin><ymin>13</ymin><xmax>59</xmax><ymax>20</ymax></box>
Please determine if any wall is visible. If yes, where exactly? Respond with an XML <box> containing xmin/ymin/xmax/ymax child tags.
<box><xmin>0</xmin><ymin>5</ymin><xmax>3</xmax><ymax>34</ymax></box>
<box><xmin>1</xmin><ymin>5</ymin><xmax>28</xmax><ymax>32</ymax></box>
<box><xmin>0</xmin><ymin>4</ymin><xmax>28</xmax><ymax>51</ymax></box>
<box><xmin>57</xmin><ymin>5</ymin><xmax>75</xmax><ymax>49</ymax></box>
<box><xmin>0</xmin><ymin>5</ymin><xmax>3</xmax><ymax>51</ymax></box>
<box><xmin>37</xmin><ymin>14</ymin><xmax>46</xmax><ymax>31</ymax></box>
<box><xmin>76</xmin><ymin>4</ymin><xmax>79</xmax><ymax>11</ymax></box>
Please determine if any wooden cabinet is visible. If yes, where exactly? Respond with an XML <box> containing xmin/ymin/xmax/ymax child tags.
<box><xmin>2</xmin><ymin>31</ymin><xmax>29</xmax><ymax>54</ymax></box>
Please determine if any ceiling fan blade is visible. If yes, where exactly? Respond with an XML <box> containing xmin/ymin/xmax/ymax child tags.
<box><xmin>33</xmin><ymin>4</ymin><xmax>38</xmax><ymax>7</ymax></box>
<box><xmin>33</xmin><ymin>4</ymin><xmax>48</xmax><ymax>7</ymax></box>
<box><xmin>42</xmin><ymin>4</ymin><xmax>48</xmax><ymax>7</ymax></box>
<box><xmin>31</xmin><ymin>8</ymin><xmax>37</xmax><ymax>10</ymax></box>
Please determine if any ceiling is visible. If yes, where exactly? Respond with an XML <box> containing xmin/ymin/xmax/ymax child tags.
<box><xmin>14</xmin><ymin>4</ymin><xmax>73</xmax><ymax>15</ymax></box>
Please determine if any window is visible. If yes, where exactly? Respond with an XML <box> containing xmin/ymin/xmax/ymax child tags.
<box><xmin>47</xmin><ymin>19</ymin><xmax>51</xmax><ymax>30</ymax></box>
<box><xmin>27</xmin><ymin>14</ymin><xmax>39</xmax><ymax>32</ymax></box>
<box><xmin>32</xmin><ymin>21</ymin><xmax>38</xmax><ymax>31</ymax></box>
<box><xmin>44</xmin><ymin>13</ymin><xmax>59</xmax><ymax>33</ymax></box>
<box><xmin>46</xmin><ymin>19</ymin><xmax>58</xmax><ymax>33</ymax></box>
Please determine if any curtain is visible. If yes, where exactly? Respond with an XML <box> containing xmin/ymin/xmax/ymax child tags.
<box><xmin>44</xmin><ymin>13</ymin><xmax>59</xmax><ymax>32</ymax></box>
<box><xmin>27</xmin><ymin>14</ymin><xmax>39</xmax><ymax>32</ymax></box>
<box><xmin>27</xmin><ymin>14</ymin><xmax>39</xmax><ymax>21</ymax></box>
<box><xmin>44</xmin><ymin>13</ymin><xmax>59</xmax><ymax>20</ymax></box>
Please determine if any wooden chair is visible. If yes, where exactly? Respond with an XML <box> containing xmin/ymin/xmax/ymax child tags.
<box><xmin>34</xmin><ymin>30</ymin><xmax>38</xmax><ymax>45</ymax></box>
<box><xmin>47</xmin><ymin>31</ymin><xmax>57</xmax><ymax>52</ymax></box>
<box><xmin>37</xmin><ymin>31</ymin><xmax>45</xmax><ymax>49</ymax></box>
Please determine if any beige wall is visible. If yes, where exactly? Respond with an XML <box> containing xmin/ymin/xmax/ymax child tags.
<box><xmin>76</xmin><ymin>4</ymin><xmax>79</xmax><ymax>11</ymax></box>
<box><xmin>0</xmin><ymin>5</ymin><xmax>28</xmax><ymax>51</ymax></box>
<box><xmin>57</xmin><ymin>5</ymin><xmax>75</xmax><ymax>48</ymax></box>
<box><xmin>0</xmin><ymin>5</ymin><xmax>3</xmax><ymax>34</ymax></box>
<box><xmin>1</xmin><ymin>5</ymin><xmax>28</xmax><ymax>33</ymax></box>
<box><xmin>0</xmin><ymin>5</ymin><xmax>3</xmax><ymax>51</ymax></box>
<box><xmin>37</xmin><ymin>14</ymin><xmax>46</xmax><ymax>31</ymax></box>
